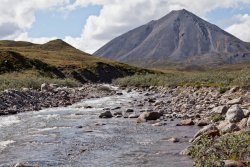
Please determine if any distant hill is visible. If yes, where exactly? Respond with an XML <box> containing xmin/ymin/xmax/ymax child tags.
<box><xmin>0</xmin><ymin>40</ymin><xmax>35</xmax><ymax>47</ymax></box>
<box><xmin>0</xmin><ymin>39</ymin><xmax>151</xmax><ymax>83</ymax></box>
<box><xmin>95</xmin><ymin>9</ymin><xmax>250</xmax><ymax>68</ymax></box>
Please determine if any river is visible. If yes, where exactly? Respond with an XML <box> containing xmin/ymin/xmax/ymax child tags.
<box><xmin>0</xmin><ymin>86</ymin><xmax>199</xmax><ymax>167</ymax></box>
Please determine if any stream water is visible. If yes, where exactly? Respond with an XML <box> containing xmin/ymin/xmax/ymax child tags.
<box><xmin>0</xmin><ymin>86</ymin><xmax>199</xmax><ymax>167</ymax></box>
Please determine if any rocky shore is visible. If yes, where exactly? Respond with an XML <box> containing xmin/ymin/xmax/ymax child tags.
<box><xmin>98</xmin><ymin>86</ymin><xmax>250</xmax><ymax>126</ymax></box>
<box><xmin>97</xmin><ymin>86</ymin><xmax>250</xmax><ymax>166</ymax></box>
<box><xmin>0</xmin><ymin>83</ymin><xmax>115</xmax><ymax>115</ymax></box>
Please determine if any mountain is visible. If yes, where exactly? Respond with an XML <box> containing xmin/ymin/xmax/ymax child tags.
<box><xmin>0</xmin><ymin>39</ymin><xmax>151</xmax><ymax>83</ymax></box>
<box><xmin>94</xmin><ymin>9</ymin><xmax>250</xmax><ymax>67</ymax></box>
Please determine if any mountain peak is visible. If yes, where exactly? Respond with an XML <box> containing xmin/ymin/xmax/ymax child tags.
<box><xmin>172</xmin><ymin>9</ymin><xmax>189</xmax><ymax>13</ymax></box>
<box><xmin>40</xmin><ymin>39</ymin><xmax>74</xmax><ymax>50</ymax></box>
<box><xmin>165</xmin><ymin>9</ymin><xmax>198</xmax><ymax>20</ymax></box>
<box><xmin>95</xmin><ymin>10</ymin><xmax>250</xmax><ymax>67</ymax></box>
<box><xmin>45</xmin><ymin>39</ymin><xmax>71</xmax><ymax>47</ymax></box>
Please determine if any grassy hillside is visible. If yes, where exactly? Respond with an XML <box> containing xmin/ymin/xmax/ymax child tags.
<box><xmin>113</xmin><ymin>64</ymin><xmax>250</xmax><ymax>88</ymax></box>
<box><xmin>0</xmin><ymin>39</ymin><xmax>152</xmax><ymax>90</ymax></box>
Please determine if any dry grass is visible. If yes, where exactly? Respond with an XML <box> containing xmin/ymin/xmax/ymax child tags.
<box><xmin>113</xmin><ymin>67</ymin><xmax>250</xmax><ymax>87</ymax></box>
<box><xmin>0</xmin><ymin>71</ymin><xmax>79</xmax><ymax>91</ymax></box>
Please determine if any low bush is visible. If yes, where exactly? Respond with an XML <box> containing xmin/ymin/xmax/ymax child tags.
<box><xmin>113</xmin><ymin>68</ymin><xmax>250</xmax><ymax>88</ymax></box>
<box><xmin>189</xmin><ymin>131</ymin><xmax>250</xmax><ymax>167</ymax></box>
<box><xmin>0</xmin><ymin>73</ymin><xmax>80</xmax><ymax>91</ymax></box>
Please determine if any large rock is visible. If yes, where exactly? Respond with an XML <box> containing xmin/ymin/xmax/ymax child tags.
<box><xmin>41</xmin><ymin>83</ymin><xmax>49</xmax><ymax>91</ymax></box>
<box><xmin>40</xmin><ymin>83</ymin><xmax>56</xmax><ymax>92</ymax></box>
<box><xmin>227</xmin><ymin>97</ymin><xmax>243</xmax><ymax>105</ymax></box>
<box><xmin>99</xmin><ymin>111</ymin><xmax>113</xmax><ymax>118</ymax></box>
<box><xmin>223</xmin><ymin>160</ymin><xmax>245</xmax><ymax>167</ymax></box>
<box><xmin>226</xmin><ymin>105</ymin><xmax>245</xmax><ymax>123</ymax></box>
<box><xmin>196</xmin><ymin>120</ymin><xmax>209</xmax><ymax>127</ymax></box>
<box><xmin>128</xmin><ymin>114</ymin><xmax>139</xmax><ymax>118</ymax></box>
<box><xmin>137</xmin><ymin>112</ymin><xmax>161</xmax><ymax>123</ymax></box>
<box><xmin>221</xmin><ymin>123</ymin><xmax>240</xmax><ymax>134</ymax></box>
<box><xmin>176</xmin><ymin>119</ymin><xmax>194</xmax><ymax>126</ymax></box>
<box><xmin>168</xmin><ymin>137</ymin><xmax>180</xmax><ymax>143</ymax></box>
<box><xmin>191</xmin><ymin>124</ymin><xmax>219</xmax><ymax>142</ymax></box>
<box><xmin>211</xmin><ymin>106</ymin><xmax>228</xmax><ymax>114</ymax></box>
<box><xmin>125</xmin><ymin>109</ymin><xmax>134</xmax><ymax>113</ymax></box>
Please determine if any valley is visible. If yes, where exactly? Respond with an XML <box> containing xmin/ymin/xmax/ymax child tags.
<box><xmin>0</xmin><ymin>8</ymin><xmax>250</xmax><ymax>167</ymax></box>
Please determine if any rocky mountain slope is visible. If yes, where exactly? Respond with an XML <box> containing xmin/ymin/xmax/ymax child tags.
<box><xmin>95</xmin><ymin>9</ymin><xmax>250</xmax><ymax>67</ymax></box>
<box><xmin>0</xmin><ymin>39</ymin><xmax>151</xmax><ymax>83</ymax></box>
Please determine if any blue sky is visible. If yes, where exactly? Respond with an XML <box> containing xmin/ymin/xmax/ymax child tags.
<box><xmin>207</xmin><ymin>6</ymin><xmax>250</xmax><ymax>28</ymax></box>
<box><xmin>1</xmin><ymin>0</ymin><xmax>250</xmax><ymax>53</ymax></box>
<box><xmin>28</xmin><ymin>5</ymin><xmax>101</xmax><ymax>38</ymax></box>
<box><xmin>25</xmin><ymin>2</ymin><xmax>250</xmax><ymax>39</ymax></box>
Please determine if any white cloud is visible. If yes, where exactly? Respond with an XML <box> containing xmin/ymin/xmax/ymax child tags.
<box><xmin>0</xmin><ymin>0</ymin><xmax>70</xmax><ymax>39</ymax></box>
<box><xmin>15</xmin><ymin>32</ymin><xmax>57</xmax><ymax>44</ymax></box>
<box><xmin>226</xmin><ymin>14</ymin><xmax>250</xmax><ymax>42</ymax></box>
<box><xmin>0</xmin><ymin>0</ymin><xmax>250</xmax><ymax>54</ymax></box>
<box><xmin>64</xmin><ymin>0</ymin><xmax>250</xmax><ymax>53</ymax></box>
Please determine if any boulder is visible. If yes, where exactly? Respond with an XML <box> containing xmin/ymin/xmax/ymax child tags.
<box><xmin>125</xmin><ymin>109</ymin><xmax>134</xmax><ymax>113</ymax></box>
<box><xmin>137</xmin><ymin>112</ymin><xmax>161</xmax><ymax>123</ymax></box>
<box><xmin>22</xmin><ymin>88</ymin><xmax>30</xmax><ymax>92</ymax></box>
<box><xmin>40</xmin><ymin>83</ymin><xmax>56</xmax><ymax>92</ymax></box>
<box><xmin>221</xmin><ymin>123</ymin><xmax>240</xmax><ymax>134</ymax></box>
<box><xmin>176</xmin><ymin>119</ymin><xmax>194</xmax><ymax>126</ymax></box>
<box><xmin>226</xmin><ymin>105</ymin><xmax>245</xmax><ymax>123</ymax></box>
<box><xmin>113</xmin><ymin>111</ymin><xmax>123</xmax><ymax>116</ymax></box>
<box><xmin>227</xmin><ymin>97</ymin><xmax>243</xmax><ymax>105</ymax></box>
<box><xmin>196</xmin><ymin>120</ymin><xmax>209</xmax><ymax>127</ymax></box>
<box><xmin>148</xmin><ymin>98</ymin><xmax>156</xmax><ymax>103</ymax></box>
<box><xmin>76</xmin><ymin>125</ymin><xmax>83</xmax><ymax>129</ymax></box>
<box><xmin>128</xmin><ymin>114</ymin><xmax>139</xmax><ymax>118</ymax></box>
<box><xmin>99</xmin><ymin>111</ymin><xmax>113</xmax><ymax>118</ymax></box>
<box><xmin>223</xmin><ymin>160</ymin><xmax>245</xmax><ymax>167</ymax></box>
<box><xmin>85</xmin><ymin>106</ymin><xmax>93</xmax><ymax>109</ymax></box>
<box><xmin>238</xmin><ymin>118</ymin><xmax>248</xmax><ymax>129</ymax></box>
<box><xmin>211</xmin><ymin>106</ymin><xmax>228</xmax><ymax>114</ymax></box>
<box><xmin>192</xmin><ymin>124</ymin><xmax>219</xmax><ymax>141</ymax></box>
<box><xmin>168</xmin><ymin>137</ymin><xmax>180</xmax><ymax>143</ymax></box>
<box><xmin>41</xmin><ymin>83</ymin><xmax>49</xmax><ymax>91</ymax></box>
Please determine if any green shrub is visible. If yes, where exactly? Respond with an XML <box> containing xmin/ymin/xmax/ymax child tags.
<box><xmin>113</xmin><ymin>68</ymin><xmax>250</xmax><ymax>88</ymax></box>
<box><xmin>219</xmin><ymin>87</ymin><xmax>228</xmax><ymax>94</ymax></box>
<box><xmin>97</xmin><ymin>85</ymin><xmax>112</xmax><ymax>92</ymax></box>
<box><xmin>210</xmin><ymin>113</ymin><xmax>225</xmax><ymax>123</ymax></box>
<box><xmin>0</xmin><ymin>74</ymin><xmax>80</xmax><ymax>91</ymax></box>
<box><xmin>189</xmin><ymin>132</ymin><xmax>250</xmax><ymax>167</ymax></box>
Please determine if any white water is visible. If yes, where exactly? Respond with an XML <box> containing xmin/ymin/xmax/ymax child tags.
<box><xmin>0</xmin><ymin>140</ymin><xmax>15</xmax><ymax>151</ymax></box>
<box><xmin>0</xmin><ymin>86</ymin><xmax>198</xmax><ymax>167</ymax></box>
<box><xmin>0</xmin><ymin>115</ymin><xmax>20</xmax><ymax>127</ymax></box>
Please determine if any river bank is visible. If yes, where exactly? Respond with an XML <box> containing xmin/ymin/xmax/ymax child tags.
<box><xmin>0</xmin><ymin>84</ymin><xmax>115</xmax><ymax>115</ymax></box>
<box><xmin>0</xmin><ymin>84</ymin><xmax>249</xmax><ymax>166</ymax></box>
